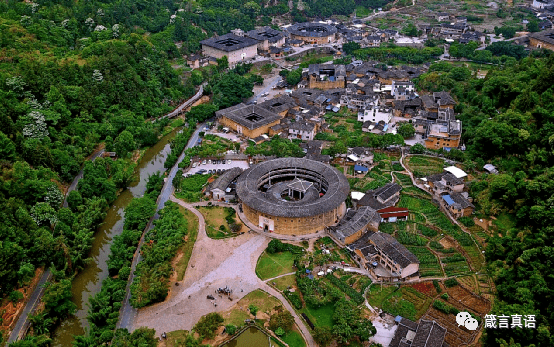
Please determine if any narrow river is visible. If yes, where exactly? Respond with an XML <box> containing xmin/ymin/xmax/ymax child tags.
<box><xmin>51</xmin><ymin>127</ymin><xmax>182</xmax><ymax>346</ymax></box>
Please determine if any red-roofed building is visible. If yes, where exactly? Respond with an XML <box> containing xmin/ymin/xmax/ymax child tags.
<box><xmin>377</xmin><ymin>206</ymin><xmax>409</xmax><ymax>223</ymax></box>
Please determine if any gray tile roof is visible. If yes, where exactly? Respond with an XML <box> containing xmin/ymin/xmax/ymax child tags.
<box><xmin>427</xmin><ymin>172</ymin><xmax>463</xmax><ymax>186</ymax></box>
<box><xmin>246</xmin><ymin>26</ymin><xmax>285</xmax><ymax>43</ymax></box>
<box><xmin>412</xmin><ymin>320</ymin><xmax>447</xmax><ymax>347</ymax></box>
<box><xmin>210</xmin><ymin>167</ymin><xmax>243</xmax><ymax>192</ymax></box>
<box><xmin>257</xmin><ymin>95</ymin><xmax>297</xmax><ymax>114</ymax></box>
<box><xmin>330</xmin><ymin>206</ymin><xmax>380</xmax><ymax>242</ymax></box>
<box><xmin>200</xmin><ymin>33</ymin><xmax>259</xmax><ymax>52</ymax></box>
<box><xmin>448</xmin><ymin>192</ymin><xmax>474</xmax><ymax>209</ymax></box>
<box><xmin>369</xmin><ymin>232</ymin><xmax>419</xmax><ymax>268</ymax></box>
<box><xmin>236</xmin><ymin>158</ymin><xmax>350</xmax><ymax>218</ymax></box>
<box><xmin>287</xmin><ymin>22</ymin><xmax>338</xmax><ymax>37</ymax></box>
<box><xmin>308</xmin><ymin>64</ymin><xmax>346</xmax><ymax>78</ymax></box>
<box><xmin>433</xmin><ymin>91</ymin><xmax>456</xmax><ymax>106</ymax></box>
<box><xmin>289</xmin><ymin>122</ymin><xmax>315</xmax><ymax>132</ymax></box>
<box><xmin>216</xmin><ymin>103</ymin><xmax>281</xmax><ymax>130</ymax></box>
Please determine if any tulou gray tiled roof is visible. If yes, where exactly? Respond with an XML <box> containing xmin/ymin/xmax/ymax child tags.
<box><xmin>412</xmin><ymin>320</ymin><xmax>447</xmax><ymax>347</ymax></box>
<box><xmin>210</xmin><ymin>167</ymin><xmax>243</xmax><ymax>192</ymax></box>
<box><xmin>427</xmin><ymin>172</ymin><xmax>463</xmax><ymax>186</ymax></box>
<box><xmin>216</xmin><ymin>103</ymin><xmax>281</xmax><ymax>130</ymax></box>
<box><xmin>246</xmin><ymin>26</ymin><xmax>285</xmax><ymax>43</ymax></box>
<box><xmin>287</xmin><ymin>22</ymin><xmax>338</xmax><ymax>37</ymax></box>
<box><xmin>236</xmin><ymin>158</ymin><xmax>349</xmax><ymax>218</ymax></box>
<box><xmin>200</xmin><ymin>33</ymin><xmax>259</xmax><ymax>52</ymax></box>
<box><xmin>330</xmin><ymin>206</ymin><xmax>380</xmax><ymax>242</ymax></box>
<box><xmin>370</xmin><ymin>232</ymin><xmax>419</xmax><ymax>268</ymax></box>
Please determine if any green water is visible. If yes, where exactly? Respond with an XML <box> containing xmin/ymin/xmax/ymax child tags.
<box><xmin>224</xmin><ymin>327</ymin><xmax>271</xmax><ymax>347</ymax></box>
<box><xmin>51</xmin><ymin>127</ymin><xmax>181</xmax><ymax>346</ymax></box>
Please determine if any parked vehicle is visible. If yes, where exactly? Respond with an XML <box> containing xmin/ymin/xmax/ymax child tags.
<box><xmin>202</xmin><ymin>160</ymin><xmax>207</xmax><ymax>165</ymax></box>
<box><xmin>208</xmin><ymin>160</ymin><xmax>212</xmax><ymax>165</ymax></box>
<box><xmin>192</xmin><ymin>163</ymin><xmax>197</xmax><ymax>168</ymax></box>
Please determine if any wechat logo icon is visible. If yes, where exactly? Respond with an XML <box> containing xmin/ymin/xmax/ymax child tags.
<box><xmin>456</xmin><ymin>311</ymin><xmax>479</xmax><ymax>331</ymax></box>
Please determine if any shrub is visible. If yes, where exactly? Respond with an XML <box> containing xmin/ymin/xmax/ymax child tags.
<box><xmin>194</xmin><ymin>312</ymin><xmax>224</xmax><ymax>339</ymax></box>
<box><xmin>249</xmin><ymin>304</ymin><xmax>258</xmax><ymax>316</ymax></box>
<box><xmin>432</xmin><ymin>300</ymin><xmax>459</xmax><ymax>315</ymax></box>
<box><xmin>325</xmin><ymin>275</ymin><xmax>364</xmax><ymax>305</ymax></box>
<box><xmin>445</xmin><ymin>278</ymin><xmax>459</xmax><ymax>288</ymax></box>
<box><xmin>9</xmin><ymin>290</ymin><xmax>23</xmax><ymax>303</ymax></box>
<box><xmin>225</xmin><ymin>324</ymin><xmax>237</xmax><ymax>335</ymax></box>
<box><xmin>458</xmin><ymin>216</ymin><xmax>475</xmax><ymax>227</ymax></box>
<box><xmin>284</xmin><ymin>290</ymin><xmax>303</xmax><ymax>309</ymax></box>
<box><xmin>269</xmin><ymin>310</ymin><xmax>294</xmax><ymax>332</ymax></box>
<box><xmin>441</xmin><ymin>293</ymin><xmax>449</xmax><ymax>300</ymax></box>
<box><xmin>433</xmin><ymin>280</ymin><xmax>442</xmax><ymax>293</ymax></box>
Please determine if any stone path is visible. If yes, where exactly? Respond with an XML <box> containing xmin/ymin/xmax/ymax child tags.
<box><xmin>263</xmin><ymin>272</ymin><xmax>297</xmax><ymax>283</ymax></box>
<box><xmin>132</xmin><ymin>196</ymin><xmax>315</xmax><ymax>347</ymax></box>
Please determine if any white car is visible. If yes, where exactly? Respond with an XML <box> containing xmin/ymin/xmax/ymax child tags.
<box><xmin>192</xmin><ymin>163</ymin><xmax>197</xmax><ymax>168</ymax></box>
<box><xmin>208</xmin><ymin>160</ymin><xmax>212</xmax><ymax>165</ymax></box>
<box><xmin>202</xmin><ymin>160</ymin><xmax>207</xmax><ymax>165</ymax></box>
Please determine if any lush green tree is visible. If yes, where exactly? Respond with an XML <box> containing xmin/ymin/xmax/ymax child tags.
<box><xmin>343</xmin><ymin>41</ymin><xmax>361</xmax><ymax>55</ymax></box>
<box><xmin>313</xmin><ymin>326</ymin><xmax>333</xmax><ymax>347</ymax></box>
<box><xmin>397</xmin><ymin>123</ymin><xmax>415</xmax><ymax>139</ymax></box>
<box><xmin>211</xmin><ymin>73</ymin><xmax>254</xmax><ymax>109</ymax></box>
<box><xmin>0</xmin><ymin>132</ymin><xmax>16</xmax><ymax>161</ymax></box>
<box><xmin>111</xmin><ymin>327</ymin><xmax>158</xmax><ymax>347</ymax></box>
<box><xmin>193</xmin><ymin>312</ymin><xmax>224</xmax><ymax>339</ymax></box>
<box><xmin>186</xmin><ymin>104</ymin><xmax>218</xmax><ymax>124</ymax></box>
<box><xmin>269</xmin><ymin>310</ymin><xmax>295</xmax><ymax>332</ymax></box>
<box><xmin>410</xmin><ymin>143</ymin><xmax>426</xmax><ymax>154</ymax></box>
<box><xmin>42</xmin><ymin>279</ymin><xmax>77</xmax><ymax>318</ymax></box>
<box><xmin>225</xmin><ymin>324</ymin><xmax>237</xmax><ymax>335</ymax></box>
<box><xmin>332</xmin><ymin>299</ymin><xmax>376</xmax><ymax>344</ymax></box>
<box><xmin>527</xmin><ymin>20</ymin><xmax>540</xmax><ymax>32</ymax></box>
<box><xmin>114</xmin><ymin>130</ymin><xmax>136</xmax><ymax>158</ymax></box>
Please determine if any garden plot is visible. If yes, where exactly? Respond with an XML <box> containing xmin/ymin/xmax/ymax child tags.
<box><xmin>405</xmin><ymin>155</ymin><xmax>444</xmax><ymax>177</ymax></box>
<box><xmin>422</xmin><ymin>307</ymin><xmax>479</xmax><ymax>347</ymax></box>
<box><xmin>445</xmin><ymin>284</ymin><xmax>491</xmax><ymax>316</ymax></box>
<box><xmin>406</xmin><ymin>246</ymin><xmax>443</xmax><ymax>278</ymax></box>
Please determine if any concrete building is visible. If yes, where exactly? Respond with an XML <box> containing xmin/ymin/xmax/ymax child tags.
<box><xmin>391</xmin><ymin>81</ymin><xmax>416</xmax><ymax>101</ymax></box>
<box><xmin>306</xmin><ymin>64</ymin><xmax>346</xmax><ymax>89</ymax></box>
<box><xmin>236</xmin><ymin>158</ymin><xmax>349</xmax><ymax>235</ymax></box>
<box><xmin>200</xmin><ymin>33</ymin><xmax>258</xmax><ymax>64</ymax></box>
<box><xmin>288</xmin><ymin>122</ymin><xmax>316</xmax><ymax>141</ymax></box>
<box><xmin>287</xmin><ymin>22</ymin><xmax>338</xmax><ymax>44</ymax></box>
<box><xmin>442</xmin><ymin>192</ymin><xmax>475</xmax><ymax>218</ymax></box>
<box><xmin>216</xmin><ymin>103</ymin><xmax>282</xmax><ymax>139</ymax></box>
<box><xmin>358</xmin><ymin>105</ymin><xmax>393</xmax><ymax>124</ymax></box>
<box><xmin>427</xmin><ymin>172</ymin><xmax>464</xmax><ymax>196</ymax></box>
<box><xmin>424</xmin><ymin>120</ymin><xmax>462</xmax><ymax>150</ymax></box>
<box><xmin>529</xmin><ymin>29</ymin><xmax>554</xmax><ymax>50</ymax></box>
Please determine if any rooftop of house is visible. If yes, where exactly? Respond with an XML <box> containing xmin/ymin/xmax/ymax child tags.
<box><xmin>246</xmin><ymin>26</ymin><xmax>285</xmax><ymax>43</ymax></box>
<box><xmin>529</xmin><ymin>28</ymin><xmax>554</xmax><ymax>45</ymax></box>
<box><xmin>330</xmin><ymin>206</ymin><xmax>381</xmax><ymax>241</ymax></box>
<box><xmin>289</xmin><ymin>122</ymin><xmax>315</xmax><ymax>132</ymax></box>
<box><xmin>287</xmin><ymin>22</ymin><xmax>338</xmax><ymax>37</ymax></box>
<box><xmin>369</xmin><ymin>232</ymin><xmax>420</xmax><ymax>268</ymax></box>
<box><xmin>427</xmin><ymin>172</ymin><xmax>464</xmax><ymax>186</ymax></box>
<box><xmin>443</xmin><ymin>192</ymin><xmax>474</xmax><ymax>209</ymax></box>
<box><xmin>357</xmin><ymin>183</ymin><xmax>402</xmax><ymax>209</ymax></box>
<box><xmin>257</xmin><ymin>95</ymin><xmax>297</xmax><ymax>114</ymax></box>
<box><xmin>209</xmin><ymin>167</ymin><xmax>243</xmax><ymax>192</ymax></box>
<box><xmin>390</xmin><ymin>318</ymin><xmax>447</xmax><ymax>347</ymax></box>
<box><xmin>215</xmin><ymin>103</ymin><xmax>281</xmax><ymax>130</ymax></box>
<box><xmin>308</xmin><ymin>64</ymin><xmax>347</xmax><ymax>78</ymax></box>
<box><xmin>433</xmin><ymin>91</ymin><xmax>457</xmax><ymax>106</ymax></box>
<box><xmin>200</xmin><ymin>33</ymin><xmax>259</xmax><ymax>52</ymax></box>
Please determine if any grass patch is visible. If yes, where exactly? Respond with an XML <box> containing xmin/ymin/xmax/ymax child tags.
<box><xmin>198</xmin><ymin>206</ymin><xmax>243</xmax><ymax>239</ymax></box>
<box><xmin>366</xmin><ymin>285</ymin><xmax>397</xmax><ymax>307</ymax></box>
<box><xmin>281</xmin><ymin>329</ymin><xmax>306</xmax><ymax>347</ymax></box>
<box><xmin>256</xmin><ymin>251</ymin><xmax>296</xmax><ymax>280</ymax></box>
<box><xmin>381</xmin><ymin>290</ymin><xmax>417</xmax><ymax>320</ymax></box>
<box><xmin>301</xmin><ymin>304</ymin><xmax>335</xmax><ymax>329</ymax></box>
<box><xmin>176</xmin><ymin>206</ymin><xmax>199</xmax><ymax>281</ymax></box>
<box><xmin>270</xmin><ymin>274</ymin><xmax>297</xmax><ymax>292</ymax></box>
<box><xmin>175</xmin><ymin>174</ymin><xmax>210</xmax><ymax>202</ymax></box>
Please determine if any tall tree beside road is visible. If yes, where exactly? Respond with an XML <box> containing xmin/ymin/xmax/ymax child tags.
<box><xmin>211</xmin><ymin>73</ymin><xmax>254</xmax><ymax>109</ymax></box>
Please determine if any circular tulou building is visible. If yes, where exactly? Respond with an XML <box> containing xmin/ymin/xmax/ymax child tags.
<box><xmin>287</xmin><ymin>22</ymin><xmax>338</xmax><ymax>44</ymax></box>
<box><xmin>236</xmin><ymin>158</ymin><xmax>349</xmax><ymax>235</ymax></box>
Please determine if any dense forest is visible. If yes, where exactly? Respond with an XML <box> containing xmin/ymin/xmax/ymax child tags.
<box><xmin>416</xmin><ymin>55</ymin><xmax>554</xmax><ymax>347</ymax></box>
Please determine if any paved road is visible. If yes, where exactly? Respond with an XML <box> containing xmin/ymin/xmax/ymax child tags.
<box><xmin>117</xmin><ymin>122</ymin><xmax>207</xmax><ymax>331</ymax></box>
<box><xmin>156</xmin><ymin>85</ymin><xmax>204</xmax><ymax>121</ymax></box>
<box><xmin>247</xmin><ymin>75</ymin><xmax>282</xmax><ymax>104</ymax></box>
<box><xmin>7</xmin><ymin>270</ymin><xmax>52</xmax><ymax>343</ymax></box>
